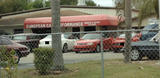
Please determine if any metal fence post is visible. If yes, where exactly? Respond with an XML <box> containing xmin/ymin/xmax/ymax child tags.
<box><xmin>100</xmin><ymin>32</ymin><xmax>104</xmax><ymax>78</ymax></box>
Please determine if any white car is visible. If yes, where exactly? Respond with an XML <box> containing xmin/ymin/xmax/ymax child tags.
<box><xmin>39</xmin><ymin>34</ymin><xmax>77</xmax><ymax>53</ymax></box>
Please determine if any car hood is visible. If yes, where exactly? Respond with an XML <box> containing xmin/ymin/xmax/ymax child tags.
<box><xmin>40</xmin><ymin>38</ymin><xmax>65</xmax><ymax>42</ymax></box>
<box><xmin>113</xmin><ymin>38</ymin><xmax>125</xmax><ymax>43</ymax></box>
<box><xmin>7</xmin><ymin>41</ymin><xmax>28</xmax><ymax>49</ymax></box>
<box><xmin>131</xmin><ymin>40</ymin><xmax>158</xmax><ymax>46</ymax></box>
<box><xmin>76</xmin><ymin>39</ymin><xmax>99</xmax><ymax>43</ymax></box>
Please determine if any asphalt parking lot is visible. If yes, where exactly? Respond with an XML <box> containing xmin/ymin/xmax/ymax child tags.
<box><xmin>18</xmin><ymin>52</ymin><xmax>124</xmax><ymax>68</ymax></box>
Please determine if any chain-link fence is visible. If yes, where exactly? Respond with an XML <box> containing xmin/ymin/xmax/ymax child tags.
<box><xmin>1</xmin><ymin>29</ymin><xmax>160</xmax><ymax>78</ymax></box>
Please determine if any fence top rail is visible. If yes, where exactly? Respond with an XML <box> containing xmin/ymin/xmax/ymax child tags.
<box><xmin>1</xmin><ymin>29</ymin><xmax>160</xmax><ymax>36</ymax></box>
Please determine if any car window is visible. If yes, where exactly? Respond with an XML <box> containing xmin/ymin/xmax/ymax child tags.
<box><xmin>82</xmin><ymin>34</ymin><xmax>101</xmax><ymax>39</ymax></box>
<box><xmin>0</xmin><ymin>38</ymin><xmax>12</xmax><ymax>45</ymax></box>
<box><xmin>150</xmin><ymin>32</ymin><xmax>160</xmax><ymax>41</ymax></box>
<box><xmin>141</xmin><ymin>24</ymin><xmax>158</xmax><ymax>34</ymax></box>
<box><xmin>13</xmin><ymin>35</ymin><xmax>26</xmax><ymax>40</ymax></box>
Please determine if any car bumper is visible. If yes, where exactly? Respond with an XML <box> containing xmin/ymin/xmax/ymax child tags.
<box><xmin>73</xmin><ymin>45</ymin><xmax>96</xmax><ymax>52</ymax></box>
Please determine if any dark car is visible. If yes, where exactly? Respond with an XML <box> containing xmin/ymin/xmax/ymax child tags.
<box><xmin>0</xmin><ymin>36</ymin><xmax>30</xmax><ymax>63</ymax></box>
<box><xmin>140</xmin><ymin>24</ymin><xmax>158</xmax><ymax>40</ymax></box>
<box><xmin>130</xmin><ymin>32</ymin><xmax>160</xmax><ymax>61</ymax></box>
<box><xmin>11</xmin><ymin>33</ymin><xmax>46</xmax><ymax>51</ymax></box>
<box><xmin>113</xmin><ymin>24</ymin><xmax>158</xmax><ymax>53</ymax></box>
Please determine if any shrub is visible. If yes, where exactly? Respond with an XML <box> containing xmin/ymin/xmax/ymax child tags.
<box><xmin>33</xmin><ymin>48</ymin><xmax>54</xmax><ymax>75</ymax></box>
<box><xmin>0</xmin><ymin>46</ymin><xmax>17</xmax><ymax>78</ymax></box>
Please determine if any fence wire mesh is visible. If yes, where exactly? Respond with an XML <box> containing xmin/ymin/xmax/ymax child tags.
<box><xmin>0</xmin><ymin>29</ymin><xmax>160</xmax><ymax>78</ymax></box>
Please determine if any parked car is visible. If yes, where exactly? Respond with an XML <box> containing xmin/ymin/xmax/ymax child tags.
<box><xmin>0</xmin><ymin>36</ymin><xmax>30</xmax><ymax>63</ymax></box>
<box><xmin>11</xmin><ymin>33</ymin><xmax>45</xmax><ymax>51</ymax></box>
<box><xmin>111</xmin><ymin>24</ymin><xmax>158</xmax><ymax>53</ymax></box>
<box><xmin>111</xmin><ymin>33</ymin><xmax>140</xmax><ymax>52</ymax></box>
<box><xmin>39</xmin><ymin>34</ymin><xmax>77</xmax><ymax>53</ymax></box>
<box><xmin>130</xmin><ymin>32</ymin><xmax>160</xmax><ymax>61</ymax></box>
<box><xmin>74</xmin><ymin>33</ymin><xmax>113</xmax><ymax>53</ymax></box>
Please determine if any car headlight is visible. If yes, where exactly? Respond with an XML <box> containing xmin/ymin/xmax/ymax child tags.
<box><xmin>87</xmin><ymin>42</ymin><xmax>93</xmax><ymax>45</ymax></box>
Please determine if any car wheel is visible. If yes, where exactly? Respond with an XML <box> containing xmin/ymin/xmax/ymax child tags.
<box><xmin>96</xmin><ymin>45</ymin><xmax>101</xmax><ymax>53</ymax></box>
<box><xmin>113</xmin><ymin>48</ymin><xmax>121</xmax><ymax>53</ymax></box>
<box><xmin>75</xmin><ymin>51</ymin><xmax>80</xmax><ymax>53</ymax></box>
<box><xmin>14</xmin><ymin>52</ymin><xmax>20</xmax><ymax>64</ymax></box>
<box><xmin>130</xmin><ymin>49</ymin><xmax>142</xmax><ymax>61</ymax></box>
<box><xmin>63</xmin><ymin>44</ymin><xmax>68</xmax><ymax>53</ymax></box>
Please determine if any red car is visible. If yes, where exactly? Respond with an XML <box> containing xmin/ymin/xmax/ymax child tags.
<box><xmin>0</xmin><ymin>36</ymin><xmax>30</xmax><ymax>63</ymax></box>
<box><xmin>111</xmin><ymin>33</ymin><xmax>140</xmax><ymax>52</ymax></box>
<box><xmin>74</xmin><ymin>33</ymin><xmax>113</xmax><ymax>53</ymax></box>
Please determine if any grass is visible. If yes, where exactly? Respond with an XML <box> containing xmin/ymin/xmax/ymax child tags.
<box><xmin>1</xmin><ymin>59</ymin><xmax>160</xmax><ymax>78</ymax></box>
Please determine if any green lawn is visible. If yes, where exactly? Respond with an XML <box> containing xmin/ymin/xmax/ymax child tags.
<box><xmin>2</xmin><ymin>59</ymin><xmax>160</xmax><ymax>78</ymax></box>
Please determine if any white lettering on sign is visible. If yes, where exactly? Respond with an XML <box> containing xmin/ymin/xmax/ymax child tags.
<box><xmin>84</xmin><ymin>21</ymin><xmax>100</xmax><ymax>26</ymax></box>
<box><xmin>61</xmin><ymin>22</ymin><xmax>83</xmax><ymax>27</ymax></box>
<box><xmin>26</xmin><ymin>21</ymin><xmax>101</xmax><ymax>28</ymax></box>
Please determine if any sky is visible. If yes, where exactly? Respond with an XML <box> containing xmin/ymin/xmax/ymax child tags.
<box><xmin>92</xmin><ymin>0</ymin><xmax>115</xmax><ymax>7</ymax></box>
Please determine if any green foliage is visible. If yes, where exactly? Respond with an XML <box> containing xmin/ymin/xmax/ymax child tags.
<box><xmin>114</xmin><ymin>0</ymin><xmax>159</xmax><ymax>27</ymax></box>
<box><xmin>60</xmin><ymin>0</ymin><xmax>77</xmax><ymax>5</ymax></box>
<box><xmin>0</xmin><ymin>46</ymin><xmax>18</xmax><ymax>78</ymax></box>
<box><xmin>32</xmin><ymin>0</ymin><xmax>43</xmax><ymax>8</ymax></box>
<box><xmin>0</xmin><ymin>0</ymin><xmax>28</xmax><ymax>14</ymax></box>
<box><xmin>45</xmin><ymin>0</ymin><xmax>51</xmax><ymax>7</ymax></box>
<box><xmin>33</xmin><ymin>48</ymin><xmax>54</xmax><ymax>75</ymax></box>
<box><xmin>86</xmin><ymin>1</ymin><xmax>97</xmax><ymax>6</ymax></box>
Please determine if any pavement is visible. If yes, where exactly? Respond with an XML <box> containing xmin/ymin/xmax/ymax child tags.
<box><xmin>18</xmin><ymin>52</ymin><xmax>124</xmax><ymax>69</ymax></box>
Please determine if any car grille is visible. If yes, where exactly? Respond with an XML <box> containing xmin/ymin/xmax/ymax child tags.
<box><xmin>78</xmin><ymin>43</ymin><xmax>87</xmax><ymax>45</ymax></box>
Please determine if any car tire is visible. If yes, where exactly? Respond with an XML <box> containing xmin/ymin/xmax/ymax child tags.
<box><xmin>95</xmin><ymin>45</ymin><xmax>101</xmax><ymax>53</ymax></box>
<box><xmin>130</xmin><ymin>49</ymin><xmax>142</xmax><ymax>61</ymax></box>
<box><xmin>75</xmin><ymin>51</ymin><xmax>80</xmax><ymax>53</ymax></box>
<box><xmin>113</xmin><ymin>48</ymin><xmax>121</xmax><ymax>53</ymax></box>
<box><xmin>62</xmin><ymin>44</ymin><xmax>68</xmax><ymax>53</ymax></box>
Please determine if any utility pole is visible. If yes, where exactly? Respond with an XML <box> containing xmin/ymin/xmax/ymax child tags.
<box><xmin>51</xmin><ymin>0</ymin><xmax>64</xmax><ymax>70</ymax></box>
<box><xmin>124</xmin><ymin>0</ymin><xmax>132</xmax><ymax>63</ymax></box>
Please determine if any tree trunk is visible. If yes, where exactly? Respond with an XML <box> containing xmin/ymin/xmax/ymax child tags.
<box><xmin>51</xmin><ymin>0</ymin><xmax>64</xmax><ymax>70</ymax></box>
<box><xmin>124</xmin><ymin>0</ymin><xmax>132</xmax><ymax>63</ymax></box>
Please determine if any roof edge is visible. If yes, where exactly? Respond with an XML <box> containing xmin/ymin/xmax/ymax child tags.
<box><xmin>0</xmin><ymin>5</ymin><xmax>139</xmax><ymax>17</ymax></box>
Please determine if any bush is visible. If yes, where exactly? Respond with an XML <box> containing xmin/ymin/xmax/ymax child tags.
<box><xmin>33</xmin><ymin>48</ymin><xmax>54</xmax><ymax>75</ymax></box>
<box><xmin>0</xmin><ymin>46</ymin><xmax>17</xmax><ymax>78</ymax></box>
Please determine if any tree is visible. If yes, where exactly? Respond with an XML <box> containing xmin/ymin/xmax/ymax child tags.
<box><xmin>86</xmin><ymin>0</ymin><xmax>97</xmax><ymax>6</ymax></box>
<box><xmin>32</xmin><ymin>0</ymin><xmax>43</xmax><ymax>8</ymax></box>
<box><xmin>60</xmin><ymin>0</ymin><xmax>77</xmax><ymax>5</ymax></box>
<box><xmin>124</xmin><ymin>0</ymin><xmax>132</xmax><ymax>63</ymax></box>
<box><xmin>0</xmin><ymin>0</ymin><xmax>29</xmax><ymax>14</ymax></box>
<box><xmin>114</xmin><ymin>0</ymin><xmax>159</xmax><ymax>27</ymax></box>
<box><xmin>51</xmin><ymin>0</ymin><xmax>64</xmax><ymax>71</ymax></box>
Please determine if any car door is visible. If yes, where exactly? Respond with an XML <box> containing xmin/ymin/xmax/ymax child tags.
<box><xmin>103</xmin><ymin>37</ymin><xmax>114</xmax><ymax>50</ymax></box>
<box><xmin>65</xmin><ymin>37</ymin><xmax>77</xmax><ymax>50</ymax></box>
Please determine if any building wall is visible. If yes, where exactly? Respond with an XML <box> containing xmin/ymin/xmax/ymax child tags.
<box><xmin>0</xmin><ymin>26</ymin><xmax>23</xmax><ymax>34</ymax></box>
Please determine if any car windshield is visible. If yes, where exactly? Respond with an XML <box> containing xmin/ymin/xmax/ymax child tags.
<box><xmin>141</xmin><ymin>24</ymin><xmax>158</xmax><ymax>34</ymax></box>
<box><xmin>119</xmin><ymin>33</ymin><xmax>136</xmax><ymax>38</ymax></box>
<box><xmin>45</xmin><ymin>34</ymin><xmax>69</xmax><ymax>39</ymax></box>
<box><xmin>82</xmin><ymin>34</ymin><xmax>101</xmax><ymax>39</ymax></box>
<box><xmin>0</xmin><ymin>37</ymin><xmax>13</xmax><ymax>45</ymax></box>
<box><xmin>13</xmin><ymin>35</ymin><xmax>26</xmax><ymax>40</ymax></box>
<box><xmin>150</xmin><ymin>32</ymin><xmax>160</xmax><ymax>41</ymax></box>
